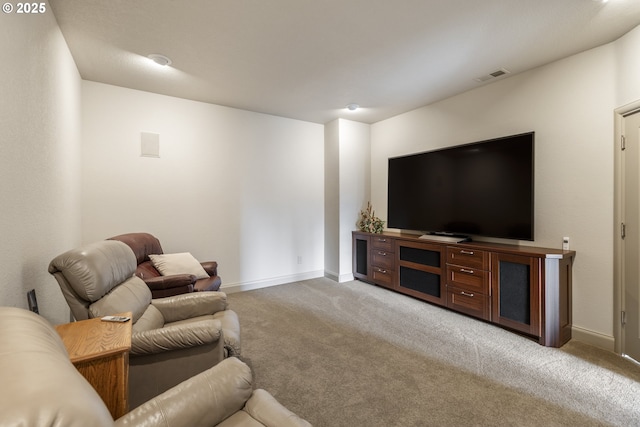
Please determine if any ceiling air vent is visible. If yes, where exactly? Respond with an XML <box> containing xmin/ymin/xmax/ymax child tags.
<box><xmin>475</xmin><ymin>68</ymin><xmax>511</xmax><ymax>83</ymax></box>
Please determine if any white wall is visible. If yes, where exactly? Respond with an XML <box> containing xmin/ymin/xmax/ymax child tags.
<box><xmin>324</xmin><ymin>120</ymin><xmax>340</xmax><ymax>279</ymax></box>
<box><xmin>338</xmin><ymin>120</ymin><xmax>371</xmax><ymax>280</ymax></box>
<box><xmin>324</xmin><ymin>119</ymin><xmax>371</xmax><ymax>281</ymax></box>
<box><xmin>0</xmin><ymin>8</ymin><xmax>82</xmax><ymax>324</ymax></box>
<box><xmin>371</xmin><ymin>41</ymin><xmax>618</xmax><ymax>342</ymax></box>
<box><xmin>81</xmin><ymin>82</ymin><xmax>324</xmax><ymax>291</ymax></box>
<box><xmin>615</xmin><ymin>25</ymin><xmax>640</xmax><ymax>107</ymax></box>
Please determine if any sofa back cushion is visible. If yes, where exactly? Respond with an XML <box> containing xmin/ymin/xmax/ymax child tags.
<box><xmin>49</xmin><ymin>240</ymin><xmax>137</xmax><ymax>303</ymax></box>
<box><xmin>89</xmin><ymin>275</ymin><xmax>152</xmax><ymax>322</ymax></box>
<box><xmin>0</xmin><ymin>307</ymin><xmax>113</xmax><ymax>426</ymax></box>
<box><xmin>108</xmin><ymin>232</ymin><xmax>164</xmax><ymax>265</ymax></box>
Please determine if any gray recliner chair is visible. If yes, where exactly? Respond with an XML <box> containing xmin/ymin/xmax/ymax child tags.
<box><xmin>48</xmin><ymin>239</ymin><xmax>241</xmax><ymax>409</ymax></box>
<box><xmin>0</xmin><ymin>307</ymin><xmax>311</xmax><ymax>427</ymax></box>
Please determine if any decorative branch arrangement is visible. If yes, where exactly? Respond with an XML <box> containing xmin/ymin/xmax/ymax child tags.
<box><xmin>357</xmin><ymin>202</ymin><xmax>385</xmax><ymax>234</ymax></box>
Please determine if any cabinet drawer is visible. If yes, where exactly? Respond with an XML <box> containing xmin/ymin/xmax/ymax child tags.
<box><xmin>371</xmin><ymin>236</ymin><xmax>393</xmax><ymax>252</ymax></box>
<box><xmin>371</xmin><ymin>249</ymin><xmax>394</xmax><ymax>270</ymax></box>
<box><xmin>447</xmin><ymin>265</ymin><xmax>489</xmax><ymax>294</ymax></box>
<box><xmin>372</xmin><ymin>267</ymin><xmax>394</xmax><ymax>288</ymax></box>
<box><xmin>446</xmin><ymin>286</ymin><xmax>490</xmax><ymax>320</ymax></box>
<box><xmin>447</xmin><ymin>247</ymin><xmax>488</xmax><ymax>270</ymax></box>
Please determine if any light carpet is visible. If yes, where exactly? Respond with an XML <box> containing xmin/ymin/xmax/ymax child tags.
<box><xmin>227</xmin><ymin>277</ymin><xmax>640</xmax><ymax>426</ymax></box>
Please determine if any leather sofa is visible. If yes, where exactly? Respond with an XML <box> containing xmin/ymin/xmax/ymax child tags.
<box><xmin>0</xmin><ymin>307</ymin><xmax>311</xmax><ymax>427</ymax></box>
<box><xmin>109</xmin><ymin>232</ymin><xmax>222</xmax><ymax>298</ymax></box>
<box><xmin>49</xmin><ymin>239</ymin><xmax>241</xmax><ymax>408</ymax></box>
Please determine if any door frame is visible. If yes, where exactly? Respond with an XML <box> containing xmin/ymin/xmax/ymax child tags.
<box><xmin>613</xmin><ymin>99</ymin><xmax>640</xmax><ymax>356</ymax></box>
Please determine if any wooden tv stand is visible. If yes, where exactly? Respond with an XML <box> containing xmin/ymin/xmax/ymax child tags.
<box><xmin>352</xmin><ymin>231</ymin><xmax>575</xmax><ymax>347</ymax></box>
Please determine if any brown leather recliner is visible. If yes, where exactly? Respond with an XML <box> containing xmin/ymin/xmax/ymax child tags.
<box><xmin>108</xmin><ymin>232</ymin><xmax>222</xmax><ymax>298</ymax></box>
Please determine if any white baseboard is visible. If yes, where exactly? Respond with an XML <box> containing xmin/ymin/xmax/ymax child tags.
<box><xmin>220</xmin><ymin>270</ymin><xmax>325</xmax><ymax>294</ymax></box>
<box><xmin>324</xmin><ymin>270</ymin><xmax>338</xmax><ymax>282</ymax></box>
<box><xmin>571</xmin><ymin>325</ymin><xmax>615</xmax><ymax>352</ymax></box>
<box><xmin>323</xmin><ymin>271</ymin><xmax>355</xmax><ymax>283</ymax></box>
<box><xmin>338</xmin><ymin>273</ymin><xmax>354</xmax><ymax>283</ymax></box>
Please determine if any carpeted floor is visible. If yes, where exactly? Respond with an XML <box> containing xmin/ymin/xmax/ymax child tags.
<box><xmin>227</xmin><ymin>277</ymin><xmax>640</xmax><ymax>426</ymax></box>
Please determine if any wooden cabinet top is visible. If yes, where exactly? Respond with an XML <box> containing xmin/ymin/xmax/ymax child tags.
<box><xmin>352</xmin><ymin>230</ymin><xmax>575</xmax><ymax>260</ymax></box>
<box><xmin>55</xmin><ymin>312</ymin><xmax>132</xmax><ymax>363</ymax></box>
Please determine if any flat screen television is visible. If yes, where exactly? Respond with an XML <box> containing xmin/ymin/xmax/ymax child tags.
<box><xmin>387</xmin><ymin>132</ymin><xmax>534</xmax><ymax>241</ymax></box>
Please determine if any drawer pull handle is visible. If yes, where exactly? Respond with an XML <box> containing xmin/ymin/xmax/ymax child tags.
<box><xmin>378</xmin><ymin>238</ymin><xmax>387</xmax><ymax>242</ymax></box>
<box><xmin>376</xmin><ymin>268</ymin><xmax>387</xmax><ymax>274</ymax></box>
<box><xmin>378</xmin><ymin>251</ymin><xmax>387</xmax><ymax>256</ymax></box>
<box><xmin>460</xmin><ymin>250</ymin><xmax>474</xmax><ymax>255</ymax></box>
<box><xmin>460</xmin><ymin>268</ymin><xmax>474</xmax><ymax>274</ymax></box>
<box><xmin>460</xmin><ymin>291</ymin><xmax>474</xmax><ymax>297</ymax></box>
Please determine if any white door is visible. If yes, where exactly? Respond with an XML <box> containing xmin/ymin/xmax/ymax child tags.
<box><xmin>623</xmin><ymin>111</ymin><xmax>640</xmax><ymax>362</ymax></box>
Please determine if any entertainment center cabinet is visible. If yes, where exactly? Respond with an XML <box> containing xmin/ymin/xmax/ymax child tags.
<box><xmin>352</xmin><ymin>231</ymin><xmax>575</xmax><ymax>347</ymax></box>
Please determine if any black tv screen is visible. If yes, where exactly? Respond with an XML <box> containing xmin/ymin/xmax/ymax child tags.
<box><xmin>387</xmin><ymin>132</ymin><xmax>534</xmax><ymax>241</ymax></box>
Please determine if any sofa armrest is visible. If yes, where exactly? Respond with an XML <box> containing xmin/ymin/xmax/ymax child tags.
<box><xmin>131</xmin><ymin>319</ymin><xmax>222</xmax><ymax>355</ymax></box>
<box><xmin>151</xmin><ymin>291</ymin><xmax>228</xmax><ymax>322</ymax></box>
<box><xmin>200</xmin><ymin>261</ymin><xmax>218</xmax><ymax>276</ymax></box>
<box><xmin>115</xmin><ymin>357</ymin><xmax>252</xmax><ymax>427</ymax></box>
<box><xmin>245</xmin><ymin>389</ymin><xmax>313</xmax><ymax>427</ymax></box>
<box><xmin>144</xmin><ymin>274</ymin><xmax>196</xmax><ymax>291</ymax></box>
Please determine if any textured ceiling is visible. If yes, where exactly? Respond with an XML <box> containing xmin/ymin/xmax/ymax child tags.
<box><xmin>50</xmin><ymin>0</ymin><xmax>640</xmax><ymax>124</ymax></box>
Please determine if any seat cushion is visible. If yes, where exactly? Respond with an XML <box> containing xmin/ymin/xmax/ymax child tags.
<box><xmin>132</xmin><ymin>304</ymin><xmax>165</xmax><ymax>332</ymax></box>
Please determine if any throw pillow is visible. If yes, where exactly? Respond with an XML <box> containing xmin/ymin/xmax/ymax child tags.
<box><xmin>149</xmin><ymin>252</ymin><xmax>210</xmax><ymax>280</ymax></box>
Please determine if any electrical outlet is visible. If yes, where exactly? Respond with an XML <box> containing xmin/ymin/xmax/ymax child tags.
<box><xmin>562</xmin><ymin>237</ymin><xmax>570</xmax><ymax>251</ymax></box>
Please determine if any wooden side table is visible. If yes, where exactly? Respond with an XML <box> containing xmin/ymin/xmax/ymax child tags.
<box><xmin>55</xmin><ymin>312</ymin><xmax>132</xmax><ymax>419</ymax></box>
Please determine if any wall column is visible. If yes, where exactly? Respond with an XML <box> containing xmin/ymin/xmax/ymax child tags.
<box><xmin>324</xmin><ymin>119</ymin><xmax>371</xmax><ymax>282</ymax></box>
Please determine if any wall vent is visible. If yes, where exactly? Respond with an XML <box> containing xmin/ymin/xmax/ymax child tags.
<box><xmin>475</xmin><ymin>68</ymin><xmax>511</xmax><ymax>83</ymax></box>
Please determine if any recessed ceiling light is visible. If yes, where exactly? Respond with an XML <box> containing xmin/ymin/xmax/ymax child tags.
<box><xmin>148</xmin><ymin>54</ymin><xmax>172</xmax><ymax>66</ymax></box>
<box><xmin>346</xmin><ymin>103</ymin><xmax>359</xmax><ymax>111</ymax></box>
